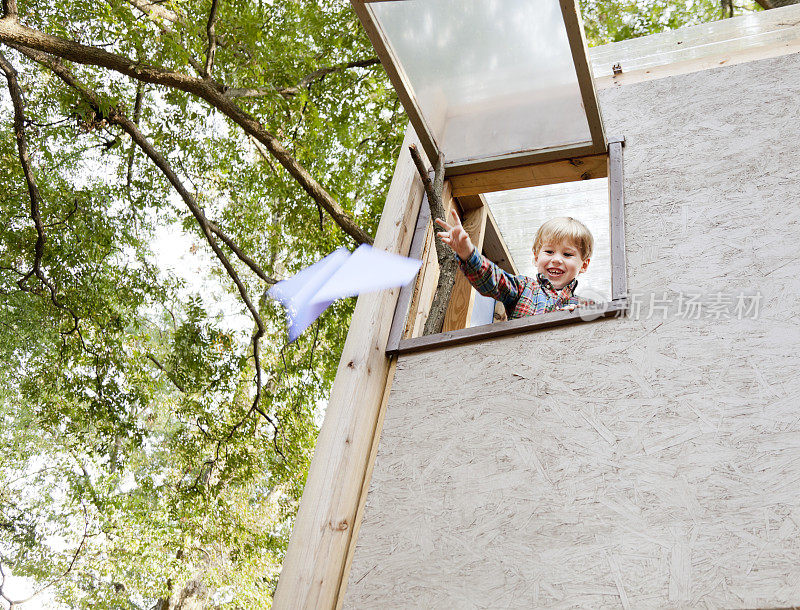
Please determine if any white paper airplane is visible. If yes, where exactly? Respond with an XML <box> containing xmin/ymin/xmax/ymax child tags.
<box><xmin>268</xmin><ymin>244</ymin><xmax>422</xmax><ymax>342</ymax></box>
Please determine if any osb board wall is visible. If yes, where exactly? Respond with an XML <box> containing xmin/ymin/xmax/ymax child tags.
<box><xmin>343</xmin><ymin>51</ymin><xmax>800</xmax><ymax>609</ymax></box>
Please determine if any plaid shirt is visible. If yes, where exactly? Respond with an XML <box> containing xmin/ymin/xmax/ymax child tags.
<box><xmin>458</xmin><ymin>249</ymin><xmax>594</xmax><ymax>319</ymax></box>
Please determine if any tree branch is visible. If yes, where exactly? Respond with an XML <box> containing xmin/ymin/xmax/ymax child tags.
<box><xmin>207</xmin><ymin>220</ymin><xmax>278</xmax><ymax>284</ymax></box>
<box><xmin>202</xmin><ymin>0</ymin><xmax>218</xmax><ymax>79</ymax></box>
<box><xmin>0</xmin><ymin>19</ymin><xmax>372</xmax><ymax>245</ymax></box>
<box><xmin>2</xmin><ymin>0</ymin><xmax>16</xmax><ymax>20</ymax></box>
<box><xmin>409</xmin><ymin>144</ymin><xmax>457</xmax><ymax>335</ymax></box>
<box><xmin>18</xmin><ymin>46</ymin><xmax>271</xmax><ymax>417</ymax></box>
<box><xmin>122</xmin><ymin>0</ymin><xmax>180</xmax><ymax>24</ymax></box>
<box><xmin>125</xmin><ymin>81</ymin><xmax>144</xmax><ymax>190</ymax></box>
<box><xmin>145</xmin><ymin>354</ymin><xmax>186</xmax><ymax>393</ymax></box>
<box><xmin>225</xmin><ymin>57</ymin><xmax>380</xmax><ymax>99</ymax></box>
<box><xmin>0</xmin><ymin>504</ymin><xmax>90</xmax><ymax>608</ymax></box>
<box><xmin>0</xmin><ymin>49</ymin><xmax>80</xmax><ymax>335</ymax></box>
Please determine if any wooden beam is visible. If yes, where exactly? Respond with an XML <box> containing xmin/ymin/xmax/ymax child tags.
<box><xmin>608</xmin><ymin>141</ymin><xmax>627</xmax><ymax>301</ymax></box>
<box><xmin>335</xmin><ymin>357</ymin><xmax>398</xmax><ymax>609</ymax></box>
<box><xmin>443</xmin><ymin>203</ymin><xmax>489</xmax><ymax>332</ymax></box>
<box><xmin>272</xmin><ymin>127</ymin><xmax>423</xmax><ymax>609</ymax></box>
<box><xmin>559</xmin><ymin>0</ymin><xmax>606</xmax><ymax>151</ymax></box>
<box><xmin>595</xmin><ymin>35</ymin><xmax>800</xmax><ymax>90</ymax></box>
<box><xmin>396</xmin><ymin>299</ymin><xmax>629</xmax><ymax>355</ymax></box>
<box><xmin>450</xmin><ymin>153</ymin><xmax>608</xmax><ymax>197</ymax></box>
<box><xmin>385</xmin><ymin>197</ymin><xmax>431</xmax><ymax>353</ymax></box>
<box><xmin>444</xmin><ymin>142</ymin><xmax>598</xmax><ymax>176</ymax></box>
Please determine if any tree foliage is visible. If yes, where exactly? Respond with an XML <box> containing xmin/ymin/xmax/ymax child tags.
<box><xmin>0</xmin><ymin>0</ymin><xmax>402</xmax><ymax>607</ymax></box>
<box><xmin>579</xmin><ymin>0</ymin><xmax>763</xmax><ymax>45</ymax></box>
<box><xmin>0</xmin><ymin>0</ymin><xmax>768</xmax><ymax>607</ymax></box>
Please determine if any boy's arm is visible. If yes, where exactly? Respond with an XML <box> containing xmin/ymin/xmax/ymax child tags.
<box><xmin>435</xmin><ymin>210</ymin><xmax>522</xmax><ymax>308</ymax></box>
<box><xmin>457</xmin><ymin>248</ymin><xmax>522</xmax><ymax>308</ymax></box>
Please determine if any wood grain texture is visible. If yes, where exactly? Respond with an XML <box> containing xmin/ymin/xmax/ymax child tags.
<box><xmin>344</xmin><ymin>51</ymin><xmax>800</xmax><ymax>609</ymax></box>
<box><xmin>589</xmin><ymin>3</ymin><xmax>800</xmax><ymax>79</ymax></box>
<box><xmin>596</xmin><ymin>36</ymin><xmax>800</xmax><ymax>90</ymax></box>
<box><xmin>559</xmin><ymin>0</ymin><xmax>606</xmax><ymax>150</ymax></box>
<box><xmin>450</xmin><ymin>154</ymin><xmax>608</xmax><ymax>197</ymax></box>
<box><xmin>443</xmin><ymin>204</ymin><xmax>488</xmax><ymax>332</ymax></box>
<box><xmin>272</xmin><ymin>127</ymin><xmax>423</xmax><ymax>609</ymax></box>
<box><xmin>386</xmin><ymin>200</ymin><xmax>431</xmax><ymax>352</ymax></box>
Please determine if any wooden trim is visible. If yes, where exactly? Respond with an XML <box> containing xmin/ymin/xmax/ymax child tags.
<box><xmin>273</xmin><ymin>128</ymin><xmax>423</xmax><ymax>610</ymax></box>
<box><xmin>559</xmin><ymin>0</ymin><xmax>606</xmax><ymax>150</ymax></box>
<box><xmin>385</xmin><ymin>136</ymin><xmax>627</xmax><ymax>355</ymax></box>
<box><xmin>608</xmin><ymin>140</ymin><xmax>627</xmax><ymax>300</ymax></box>
<box><xmin>350</xmin><ymin>1</ymin><xmax>441</xmax><ymax>166</ymax></box>
<box><xmin>335</xmin><ymin>356</ymin><xmax>398</xmax><ymax>610</ymax></box>
<box><xmin>444</xmin><ymin>142</ymin><xmax>598</xmax><ymax>176</ymax></box>
<box><xmin>450</xmin><ymin>153</ymin><xmax>609</xmax><ymax>197</ymax></box>
<box><xmin>456</xmin><ymin>193</ymin><xmax>484</xmax><ymax>212</ymax></box>
<box><xmin>595</xmin><ymin>35</ymin><xmax>800</xmax><ymax>90</ymax></box>
<box><xmin>386</xmin><ymin>193</ymin><xmax>430</xmax><ymax>353</ymax></box>
<box><xmin>391</xmin><ymin>299</ymin><xmax>629</xmax><ymax>355</ymax></box>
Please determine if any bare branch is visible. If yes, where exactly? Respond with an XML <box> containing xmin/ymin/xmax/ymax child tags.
<box><xmin>0</xmin><ymin>20</ymin><xmax>373</xmax><ymax>245</ymax></box>
<box><xmin>225</xmin><ymin>57</ymin><xmax>380</xmax><ymax>99</ymax></box>
<box><xmin>409</xmin><ymin>143</ymin><xmax>435</xmax><ymax>208</ymax></box>
<box><xmin>296</xmin><ymin>57</ymin><xmax>380</xmax><ymax>89</ymax></box>
<box><xmin>207</xmin><ymin>220</ymin><xmax>278</xmax><ymax>284</ymax></box>
<box><xmin>409</xmin><ymin>145</ymin><xmax>456</xmax><ymax>335</ymax></box>
<box><xmin>0</xmin><ymin>49</ymin><xmax>80</xmax><ymax>335</ymax></box>
<box><xmin>145</xmin><ymin>354</ymin><xmax>186</xmax><ymax>393</ymax></box>
<box><xmin>203</xmin><ymin>0</ymin><xmax>219</xmax><ymax>79</ymax></box>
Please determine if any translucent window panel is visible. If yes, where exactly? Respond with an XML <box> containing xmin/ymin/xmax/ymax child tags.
<box><xmin>368</xmin><ymin>0</ymin><xmax>592</xmax><ymax>165</ymax></box>
<box><xmin>484</xmin><ymin>178</ymin><xmax>611</xmax><ymax>302</ymax></box>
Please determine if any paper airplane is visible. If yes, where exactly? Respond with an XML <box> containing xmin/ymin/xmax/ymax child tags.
<box><xmin>268</xmin><ymin>244</ymin><xmax>422</xmax><ymax>342</ymax></box>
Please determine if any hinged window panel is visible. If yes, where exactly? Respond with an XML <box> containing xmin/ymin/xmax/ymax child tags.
<box><xmin>353</xmin><ymin>0</ymin><xmax>606</xmax><ymax>173</ymax></box>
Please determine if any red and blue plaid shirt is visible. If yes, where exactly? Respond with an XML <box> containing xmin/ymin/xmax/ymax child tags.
<box><xmin>458</xmin><ymin>249</ymin><xmax>594</xmax><ymax>319</ymax></box>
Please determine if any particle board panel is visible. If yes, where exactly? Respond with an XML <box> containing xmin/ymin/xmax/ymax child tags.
<box><xmin>343</xmin><ymin>51</ymin><xmax>800</xmax><ymax>609</ymax></box>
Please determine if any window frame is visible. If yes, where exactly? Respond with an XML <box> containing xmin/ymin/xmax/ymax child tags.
<box><xmin>385</xmin><ymin>137</ymin><xmax>628</xmax><ymax>355</ymax></box>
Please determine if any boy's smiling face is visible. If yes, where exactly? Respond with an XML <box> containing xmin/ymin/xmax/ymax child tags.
<box><xmin>534</xmin><ymin>240</ymin><xmax>590</xmax><ymax>289</ymax></box>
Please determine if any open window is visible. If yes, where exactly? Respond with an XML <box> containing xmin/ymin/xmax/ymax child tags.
<box><xmin>351</xmin><ymin>0</ymin><xmax>626</xmax><ymax>354</ymax></box>
<box><xmin>386</xmin><ymin>140</ymin><xmax>627</xmax><ymax>354</ymax></box>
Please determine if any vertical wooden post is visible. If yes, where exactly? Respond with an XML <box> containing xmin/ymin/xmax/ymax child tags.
<box><xmin>272</xmin><ymin>128</ymin><xmax>424</xmax><ymax>609</ymax></box>
<box><xmin>442</xmin><ymin>202</ymin><xmax>489</xmax><ymax>332</ymax></box>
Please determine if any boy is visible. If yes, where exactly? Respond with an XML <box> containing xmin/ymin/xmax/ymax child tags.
<box><xmin>435</xmin><ymin>210</ymin><xmax>595</xmax><ymax>319</ymax></box>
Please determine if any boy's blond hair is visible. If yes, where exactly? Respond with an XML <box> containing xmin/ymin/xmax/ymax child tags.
<box><xmin>532</xmin><ymin>217</ymin><xmax>594</xmax><ymax>260</ymax></box>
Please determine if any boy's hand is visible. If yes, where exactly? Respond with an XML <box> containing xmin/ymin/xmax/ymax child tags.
<box><xmin>435</xmin><ymin>209</ymin><xmax>474</xmax><ymax>261</ymax></box>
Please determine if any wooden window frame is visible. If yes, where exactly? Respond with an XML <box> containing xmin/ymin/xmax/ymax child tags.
<box><xmin>386</xmin><ymin>137</ymin><xmax>628</xmax><ymax>355</ymax></box>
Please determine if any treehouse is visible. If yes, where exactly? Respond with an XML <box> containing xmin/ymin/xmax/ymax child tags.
<box><xmin>275</xmin><ymin>1</ymin><xmax>800</xmax><ymax>607</ymax></box>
